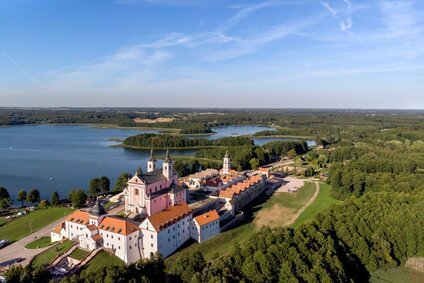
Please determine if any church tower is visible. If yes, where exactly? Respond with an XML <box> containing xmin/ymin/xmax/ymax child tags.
<box><xmin>147</xmin><ymin>149</ymin><xmax>156</xmax><ymax>172</ymax></box>
<box><xmin>223</xmin><ymin>150</ymin><xmax>231</xmax><ymax>175</ymax></box>
<box><xmin>162</xmin><ymin>149</ymin><xmax>173</xmax><ymax>180</ymax></box>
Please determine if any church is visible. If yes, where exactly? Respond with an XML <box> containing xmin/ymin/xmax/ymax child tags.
<box><xmin>51</xmin><ymin>150</ymin><xmax>220</xmax><ymax>263</ymax></box>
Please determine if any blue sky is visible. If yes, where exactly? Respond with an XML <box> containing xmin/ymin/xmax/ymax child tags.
<box><xmin>0</xmin><ymin>0</ymin><xmax>423</xmax><ymax>108</ymax></box>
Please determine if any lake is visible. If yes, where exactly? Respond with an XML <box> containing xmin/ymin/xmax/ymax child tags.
<box><xmin>0</xmin><ymin>124</ymin><xmax>313</xmax><ymax>200</ymax></box>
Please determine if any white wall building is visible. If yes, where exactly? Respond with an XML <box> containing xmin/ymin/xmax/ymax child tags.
<box><xmin>190</xmin><ymin>210</ymin><xmax>220</xmax><ymax>243</ymax></box>
<box><xmin>140</xmin><ymin>203</ymin><xmax>192</xmax><ymax>258</ymax></box>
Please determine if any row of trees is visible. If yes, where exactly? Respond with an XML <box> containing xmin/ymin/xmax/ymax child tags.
<box><xmin>123</xmin><ymin>134</ymin><xmax>254</xmax><ymax>148</ymax></box>
<box><xmin>0</xmin><ymin>187</ymin><xmax>42</xmax><ymax>209</ymax></box>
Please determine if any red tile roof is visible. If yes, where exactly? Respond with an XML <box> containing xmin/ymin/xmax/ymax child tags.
<box><xmin>193</xmin><ymin>210</ymin><xmax>219</xmax><ymax>226</ymax></box>
<box><xmin>66</xmin><ymin>210</ymin><xmax>90</xmax><ymax>225</ymax></box>
<box><xmin>146</xmin><ymin>203</ymin><xmax>192</xmax><ymax>232</ymax></box>
<box><xmin>99</xmin><ymin>216</ymin><xmax>140</xmax><ymax>236</ymax></box>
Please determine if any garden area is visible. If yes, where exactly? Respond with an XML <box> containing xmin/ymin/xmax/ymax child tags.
<box><xmin>30</xmin><ymin>240</ymin><xmax>74</xmax><ymax>269</ymax></box>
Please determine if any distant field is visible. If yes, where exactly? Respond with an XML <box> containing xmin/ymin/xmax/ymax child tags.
<box><xmin>166</xmin><ymin>181</ymin><xmax>318</xmax><ymax>267</ymax></box>
<box><xmin>0</xmin><ymin>207</ymin><xmax>74</xmax><ymax>242</ymax></box>
<box><xmin>82</xmin><ymin>251</ymin><xmax>124</xmax><ymax>274</ymax></box>
<box><xmin>370</xmin><ymin>266</ymin><xmax>424</xmax><ymax>283</ymax></box>
<box><xmin>133</xmin><ymin>117</ymin><xmax>176</xmax><ymax>123</ymax></box>
<box><xmin>30</xmin><ymin>240</ymin><xmax>74</xmax><ymax>269</ymax></box>
<box><xmin>292</xmin><ymin>183</ymin><xmax>341</xmax><ymax>228</ymax></box>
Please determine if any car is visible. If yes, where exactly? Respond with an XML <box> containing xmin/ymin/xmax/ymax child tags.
<box><xmin>0</xmin><ymin>240</ymin><xmax>9</xmax><ymax>248</ymax></box>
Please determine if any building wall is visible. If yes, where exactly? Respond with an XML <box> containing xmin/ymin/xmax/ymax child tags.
<box><xmin>65</xmin><ymin>221</ymin><xmax>88</xmax><ymax>241</ymax></box>
<box><xmin>140</xmin><ymin>215</ymin><xmax>192</xmax><ymax>259</ymax></box>
<box><xmin>192</xmin><ymin>219</ymin><xmax>220</xmax><ymax>243</ymax></box>
<box><xmin>99</xmin><ymin>229</ymin><xmax>141</xmax><ymax>263</ymax></box>
<box><xmin>51</xmin><ymin>232</ymin><xmax>63</xmax><ymax>243</ymax></box>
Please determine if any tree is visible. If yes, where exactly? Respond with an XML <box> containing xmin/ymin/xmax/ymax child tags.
<box><xmin>0</xmin><ymin>186</ymin><xmax>10</xmax><ymax>199</ymax></box>
<box><xmin>0</xmin><ymin>198</ymin><xmax>11</xmax><ymax>209</ymax></box>
<box><xmin>50</xmin><ymin>191</ymin><xmax>60</xmax><ymax>206</ymax></box>
<box><xmin>38</xmin><ymin>200</ymin><xmax>49</xmax><ymax>209</ymax></box>
<box><xmin>69</xmin><ymin>189</ymin><xmax>87</xmax><ymax>208</ymax></box>
<box><xmin>287</xmin><ymin>149</ymin><xmax>297</xmax><ymax>159</ymax></box>
<box><xmin>26</xmin><ymin>189</ymin><xmax>40</xmax><ymax>205</ymax></box>
<box><xmin>17</xmin><ymin>190</ymin><xmax>27</xmax><ymax>207</ymax></box>
<box><xmin>249</xmin><ymin>158</ymin><xmax>259</xmax><ymax>170</ymax></box>
<box><xmin>114</xmin><ymin>172</ymin><xmax>131</xmax><ymax>192</ymax></box>
<box><xmin>88</xmin><ymin>178</ymin><xmax>100</xmax><ymax>197</ymax></box>
<box><xmin>0</xmin><ymin>187</ymin><xmax>11</xmax><ymax>209</ymax></box>
<box><xmin>304</xmin><ymin>167</ymin><xmax>315</xmax><ymax>177</ymax></box>
<box><xmin>99</xmin><ymin>176</ymin><xmax>110</xmax><ymax>193</ymax></box>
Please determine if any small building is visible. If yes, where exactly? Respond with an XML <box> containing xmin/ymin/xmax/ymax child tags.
<box><xmin>190</xmin><ymin>210</ymin><xmax>220</xmax><ymax>243</ymax></box>
<box><xmin>140</xmin><ymin>202</ymin><xmax>192</xmax><ymax>259</ymax></box>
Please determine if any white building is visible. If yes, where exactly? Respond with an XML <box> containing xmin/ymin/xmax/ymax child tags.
<box><xmin>190</xmin><ymin>210</ymin><xmax>220</xmax><ymax>243</ymax></box>
<box><xmin>51</xmin><ymin>200</ymin><xmax>142</xmax><ymax>264</ymax></box>
<box><xmin>140</xmin><ymin>202</ymin><xmax>192</xmax><ymax>258</ymax></box>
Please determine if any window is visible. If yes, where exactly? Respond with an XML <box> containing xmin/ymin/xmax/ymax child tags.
<box><xmin>151</xmin><ymin>235</ymin><xmax>153</xmax><ymax>239</ymax></box>
<box><xmin>111</xmin><ymin>235</ymin><xmax>113</xmax><ymax>239</ymax></box>
<box><xmin>118</xmin><ymin>246</ymin><xmax>120</xmax><ymax>250</ymax></box>
<box><xmin>130</xmin><ymin>237</ymin><xmax>132</xmax><ymax>240</ymax></box>
<box><xmin>135</xmin><ymin>189</ymin><xmax>139</xmax><ymax>195</ymax></box>
<box><xmin>118</xmin><ymin>237</ymin><xmax>120</xmax><ymax>240</ymax></box>
<box><xmin>86</xmin><ymin>234</ymin><xmax>88</xmax><ymax>237</ymax></box>
<box><xmin>168</xmin><ymin>229</ymin><xmax>170</xmax><ymax>234</ymax></box>
<box><xmin>168</xmin><ymin>238</ymin><xmax>170</xmax><ymax>242</ymax></box>
<box><xmin>130</xmin><ymin>246</ymin><xmax>132</xmax><ymax>249</ymax></box>
<box><xmin>151</xmin><ymin>243</ymin><xmax>153</xmax><ymax>247</ymax></box>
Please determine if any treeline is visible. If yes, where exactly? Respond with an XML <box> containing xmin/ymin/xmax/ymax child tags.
<box><xmin>123</xmin><ymin>134</ymin><xmax>253</xmax><ymax>148</ymax></box>
<box><xmin>195</xmin><ymin>140</ymin><xmax>308</xmax><ymax>170</ymax></box>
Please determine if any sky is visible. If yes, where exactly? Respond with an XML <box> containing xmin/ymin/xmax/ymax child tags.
<box><xmin>0</xmin><ymin>0</ymin><xmax>423</xmax><ymax>108</ymax></box>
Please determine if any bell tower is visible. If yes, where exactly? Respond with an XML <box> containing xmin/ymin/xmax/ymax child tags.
<box><xmin>147</xmin><ymin>149</ymin><xmax>156</xmax><ymax>172</ymax></box>
<box><xmin>162</xmin><ymin>150</ymin><xmax>173</xmax><ymax>180</ymax></box>
<box><xmin>223</xmin><ymin>150</ymin><xmax>231</xmax><ymax>175</ymax></box>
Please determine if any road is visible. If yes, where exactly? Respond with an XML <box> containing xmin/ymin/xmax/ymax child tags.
<box><xmin>0</xmin><ymin>204</ymin><xmax>124</xmax><ymax>268</ymax></box>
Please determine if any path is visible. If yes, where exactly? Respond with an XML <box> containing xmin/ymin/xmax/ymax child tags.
<box><xmin>0</xmin><ymin>204</ymin><xmax>124</xmax><ymax>268</ymax></box>
<box><xmin>284</xmin><ymin>182</ymin><xmax>320</xmax><ymax>227</ymax></box>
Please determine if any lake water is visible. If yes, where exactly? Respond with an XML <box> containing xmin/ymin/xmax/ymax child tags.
<box><xmin>0</xmin><ymin>124</ymin><xmax>314</xmax><ymax>200</ymax></box>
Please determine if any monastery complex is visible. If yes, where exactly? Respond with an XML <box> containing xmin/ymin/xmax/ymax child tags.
<box><xmin>51</xmin><ymin>150</ymin><xmax>269</xmax><ymax>263</ymax></box>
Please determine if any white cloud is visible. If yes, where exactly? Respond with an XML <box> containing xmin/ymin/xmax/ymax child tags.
<box><xmin>321</xmin><ymin>0</ymin><xmax>355</xmax><ymax>32</ymax></box>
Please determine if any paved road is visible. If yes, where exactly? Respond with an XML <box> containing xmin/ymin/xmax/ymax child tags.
<box><xmin>0</xmin><ymin>205</ymin><xmax>124</xmax><ymax>268</ymax></box>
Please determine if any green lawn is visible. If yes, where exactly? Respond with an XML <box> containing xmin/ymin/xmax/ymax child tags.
<box><xmin>25</xmin><ymin>236</ymin><xmax>53</xmax><ymax>249</ymax></box>
<box><xmin>82</xmin><ymin>251</ymin><xmax>124</xmax><ymax>273</ymax></box>
<box><xmin>292</xmin><ymin>183</ymin><xmax>341</xmax><ymax>228</ymax></box>
<box><xmin>69</xmin><ymin>248</ymin><xmax>90</xmax><ymax>260</ymax></box>
<box><xmin>30</xmin><ymin>240</ymin><xmax>74</xmax><ymax>269</ymax></box>
<box><xmin>263</xmin><ymin>182</ymin><xmax>316</xmax><ymax>211</ymax></box>
<box><xmin>370</xmin><ymin>266</ymin><xmax>424</xmax><ymax>283</ymax></box>
<box><xmin>166</xmin><ymin>182</ymin><xmax>316</xmax><ymax>268</ymax></box>
<box><xmin>0</xmin><ymin>207</ymin><xmax>74</xmax><ymax>242</ymax></box>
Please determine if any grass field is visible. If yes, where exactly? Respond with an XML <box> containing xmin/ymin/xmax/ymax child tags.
<box><xmin>166</xmin><ymin>182</ymin><xmax>317</xmax><ymax>268</ymax></box>
<box><xmin>25</xmin><ymin>236</ymin><xmax>52</xmax><ymax>249</ymax></box>
<box><xmin>82</xmin><ymin>251</ymin><xmax>124</xmax><ymax>273</ymax></box>
<box><xmin>370</xmin><ymin>266</ymin><xmax>424</xmax><ymax>283</ymax></box>
<box><xmin>69</xmin><ymin>248</ymin><xmax>90</xmax><ymax>260</ymax></box>
<box><xmin>292</xmin><ymin>183</ymin><xmax>341</xmax><ymax>228</ymax></box>
<box><xmin>0</xmin><ymin>207</ymin><xmax>74</xmax><ymax>242</ymax></box>
<box><xmin>30</xmin><ymin>240</ymin><xmax>74</xmax><ymax>269</ymax></box>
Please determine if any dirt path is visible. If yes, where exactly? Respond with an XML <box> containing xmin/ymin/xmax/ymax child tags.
<box><xmin>284</xmin><ymin>182</ymin><xmax>320</xmax><ymax>227</ymax></box>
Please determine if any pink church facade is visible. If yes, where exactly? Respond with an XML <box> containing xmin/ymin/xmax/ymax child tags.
<box><xmin>124</xmin><ymin>150</ymin><xmax>187</xmax><ymax>217</ymax></box>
